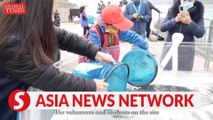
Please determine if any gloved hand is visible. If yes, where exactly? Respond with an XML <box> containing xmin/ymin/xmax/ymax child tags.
<box><xmin>95</xmin><ymin>51</ymin><xmax>116</xmax><ymax>64</ymax></box>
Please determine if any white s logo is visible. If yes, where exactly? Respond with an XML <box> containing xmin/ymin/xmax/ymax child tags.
<box><xmin>14</xmin><ymin>92</ymin><xmax>25</xmax><ymax>110</ymax></box>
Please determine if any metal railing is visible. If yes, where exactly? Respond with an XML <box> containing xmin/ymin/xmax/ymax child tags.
<box><xmin>195</xmin><ymin>18</ymin><xmax>213</xmax><ymax>70</ymax></box>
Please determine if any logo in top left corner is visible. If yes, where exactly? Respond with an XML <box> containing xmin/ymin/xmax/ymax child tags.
<box><xmin>8</xmin><ymin>90</ymin><xmax>30</xmax><ymax>112</ymax></box>
<box><xmin>4</xmin><ymin>3</ymin><xmax>27</xmax><ymax>15</ymax></box>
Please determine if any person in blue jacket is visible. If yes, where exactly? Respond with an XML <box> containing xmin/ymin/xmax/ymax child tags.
<box><xmin>160</xmin><ymin>0</ymin><xmax>205</xmax><ymax>71</ymax></box>
<box><xmin>80</xmin><ymin>6</ymin><xmax>90</xmax><ymax>35</ymax></box>
<box><xmin>80</xmin><ymin>5</ymin><xmax>149</xmax><ymax>62</ymax></box>
<box><xmin>124</xmin><ymin>0</ymin><xmax>151</xmax><ymax>38</ymax></box>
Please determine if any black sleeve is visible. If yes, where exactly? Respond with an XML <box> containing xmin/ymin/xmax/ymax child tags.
<box><xmin>55</xmin><ymin>27</ymin><xmax>100</xmax><ymax>60</ymax></box>
<box><xmin>0</xmin><ymin>38</ymin><xmax>97</xmax><ymax>91</ymax></box>
<box><xmin>148</xmin><ymin>2</ymin><xmax>160</xmax><ymax>13</ymax></box>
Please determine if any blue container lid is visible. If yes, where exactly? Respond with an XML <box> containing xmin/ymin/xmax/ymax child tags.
<box><xmin>122</xmin><ymin>49</ymin><xmax>158</xmax><ymax>86</ymax></box>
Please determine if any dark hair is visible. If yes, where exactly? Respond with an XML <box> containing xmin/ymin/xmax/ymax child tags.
<box><xmin>169</xmin><ymin>0</ymin><xmax>204</xmax><ymax>22</ymax></box>
<box><xmin>80</xmin><ymin>6</ymin><xmax>85</xmax><ymax>13</ymax></box>
<box><xmin>0</xmin><ymin>0</ymin><xmax>58</xmax><ymax>66</ymax></box>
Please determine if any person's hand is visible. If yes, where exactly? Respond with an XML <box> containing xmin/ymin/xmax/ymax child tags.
<box><xmin>175</xmin><ymin>13</ymin><xmax>183</xmax><ymax>23</ymax></box>
<box><xmin>95</xmin><ymin>51</ymin><xmax>115</xmax><ymax>64</ymax></box>
<box><xmin>133</xmin><ymin>13</ymin><xmax>139</xmax><ymax>19</ymax></box>
<box><xmin>94</xmin><ymin>79</ymin><xmax>108</xmax><ymax>91</ymax></box>
<box><xmin>181</xmin><ymin>13</ymin><xmax>192</xmax><ymax>25</ymax></box>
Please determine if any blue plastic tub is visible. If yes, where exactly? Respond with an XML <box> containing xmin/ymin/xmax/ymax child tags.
<box><xmin>122</xmin><ymin>49</ymin><xmax>158</xmax><ymax>86</ymax></box>
<box><xmin>72</xmin><ymin>62</ymin><xmax>130</xmax><ymax>91</ymax></box>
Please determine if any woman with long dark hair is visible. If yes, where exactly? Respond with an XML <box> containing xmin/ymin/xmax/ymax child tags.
<box><xmin>160</xmin><ymin>0</ymin><xmax>205</xmax><ymax>71</ymax></box>
<box><xmin>0</xmin><ymin>0</ymin><xmax>115</xmax><ymax>119</ymax></box>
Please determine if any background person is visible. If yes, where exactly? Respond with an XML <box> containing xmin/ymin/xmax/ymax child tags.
<box><xmin>54</xmin><ymin>9</ymin><xmax>60</xmax><ymax>27</ymax></box>
<box><xmin>80</xmin><ymin>6</ymin><xmax>90</xmax><ymax>35</ymax></box>
<box><xmin>97</xmin><ymin>0</ymin><xmax>105</xmax><ymax>14</ymax></box>
<box><xmin>160</xmin><ymin>0</ymin><xmax>205</xmax><ymax>71</ymax></box>
<box><xmin>124</xmin><ymin>0</ymin><xmax>151</xmax><ymax>38</ymax></box>
<box><xmin>146</xmin><ymin>0</ymin><xmax>160</xmax><ymax>39</ymax></box>
<box><xmin>53</xmin><ymin>9</ymin><xmax>61</xmax><ymax>61</ymax></box>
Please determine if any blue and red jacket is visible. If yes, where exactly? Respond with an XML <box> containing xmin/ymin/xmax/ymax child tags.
<box><xmin>79</xmin><ymin>24</ymin><xmax>149</xmax><ymax>63</ymax></box>
<box><xmin>82</xmin><ymin>24</ymin><xmax>149</xmax><ymax>61</ymax></box>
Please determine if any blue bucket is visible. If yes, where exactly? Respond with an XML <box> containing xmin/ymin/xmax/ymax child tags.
<box><xmin>88</xmin><ymin>16</ymin><xmax>95</xmax><ymax>24</ymax></box>
<box><xmin>72</xmin><ymin>62</ymin><xmax>130</xmax><ymax>91</ymax></box>
<box><xmin>122</xmin><ymin>49</ymin><xmax>158</xmax><ymax>86</ymax></box>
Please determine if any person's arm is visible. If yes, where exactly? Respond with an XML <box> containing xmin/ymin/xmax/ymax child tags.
<box><xmin>140</xmin><ymin>3</ymin><xmax>151</xmax><ymax>22</ymax></box>
<box><xmin>55</xmin><ymin>27</ymin><xmax>99</xmax><ymax>60</ymax></box>
<box><xmin>82</xmin><ymin>14</ymin><xmax>87</xmax><ymax>20</ymax></box>
<box><xmin>56</xmin><ymin>27</ymin><xmax>115</xmax><ymax>64</ymax></box>
<box><xmin>148</xmin><ymin>1</ymin><xmax>160</xmax><ymax>13</ymax></box>
<box><xmin>87</xmin><ymin>30</ymin><xmax>102</xmax><ymax>48</ymax></box>
<box><xmin>188</xmin><ymin>18</ymin><xmax>205</xmax><ymax>38</ymax></box>
<box><xmin>119</xmin><ymin>30</ymin><xmax>149</xmax><ymax>50</ymax></box>
<box><xmin>124</xmin><ymin>4</ymin><xmax>134</xmax><ymax>20</ymax></box>
<box><xmin>0</xmin><ymin>38</ymin><xmax>96</xmax><ymax>91</ymax></box>
<box><xmin>160</xmin><ymin>12</ymin><xmax>177</xmax><ymax>32</ymax></box>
